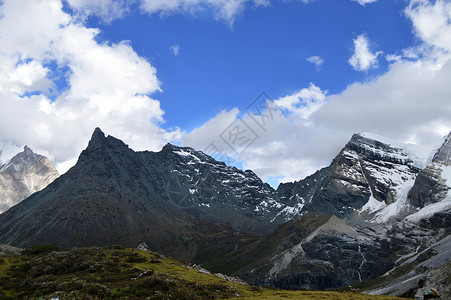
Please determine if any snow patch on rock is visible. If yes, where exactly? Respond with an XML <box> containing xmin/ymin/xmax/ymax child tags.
<box><xmin>405</xmin><ymin>196</ymin><xmax>451</xmax><ymax>222</ymax></box>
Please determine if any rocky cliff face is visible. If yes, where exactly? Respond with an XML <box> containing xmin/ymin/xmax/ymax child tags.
<box><xmin>139</xmin><ymin>143</ymin><xmax>283</xmax><ymax>234</ymax></box>
<box><xmin>274</xmin><ymin>133</ymin><xmax>421</xmax><ymax>222</ymax></box>
<box><xmin>223</xmin><ymin>212</ymin><xmax>393</xmax><ymax>290</ymax></box>
<box><xmin>0</xmin><ymin>146</ymin><xmax>59</xmax><ymax>213</ymax></box>
<box><xmin>408</xmin><ymin>132</ymin><xmax>451</xmax><ymax>208</ymax></box>
<box><xmin>221</xmin><ymin>132</ymin><xmax>451</xmax><ymax>294</ymax></box>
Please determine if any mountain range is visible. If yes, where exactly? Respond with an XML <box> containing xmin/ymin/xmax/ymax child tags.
<box><xmin>0</xmin><ymin>128</ymin><xmax>449</xmax><ymax>299</ymax></box>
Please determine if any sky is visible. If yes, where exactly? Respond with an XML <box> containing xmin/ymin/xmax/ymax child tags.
<box><xmin>0</xmin><ymin>0</ymin><xmax>450</xmax><ymax>187</ymax></box>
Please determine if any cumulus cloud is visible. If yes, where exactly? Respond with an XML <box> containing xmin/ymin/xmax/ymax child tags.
<box><xmin>66</xmin><ymin>0</ymin><xmax>134</xmax><ymax>22</ymax></box>
<box><xmin>274</xmin><ymin>83</ymin><xmax>327</xmax><ymax>119</ymax></box>
<box><xmin>348</xmin><ymin>33</ymin><xmax>383</xmax><ymax>72</ymax></box>
<box><xmin>0</xmin><ymin>0</ymin><xmax>181</xmax><ymax>173</ymax></box>
<box><xmin>405</xmin><ymin>0</ymin><xmax>451</xmax><ymax>52</ymax></box>
<box><xmin>140</xmin><ymin>0</ymin><xmax>269</xmax><ymax>25</ymax></box>
<box><xmin>306</xmin><ymin>56</ymin><xmax>324</xmax><ymax>70</ymax></box>
<box><xmin>182</xmin><ymin>86</ymin><xmax>332</xmax><ymax>183</ymax></box>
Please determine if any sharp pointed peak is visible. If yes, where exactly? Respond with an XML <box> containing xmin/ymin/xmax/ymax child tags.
<box><xmin>92</xmin><ymin>127</ymin><xmax>106</xmax><ymax>139</ymax></box>
<box><xmin>85</xmin><ymin>127</ymin><xmax>109</xmax><ymax>151</ymax></box>
<box><xmin>162</xmin><ymin>143</ymin><xmax>181</xmax><ymax>150</ymax></box>
<box><xmin>349</xmin><ymin>132</ymin><xmax>395</xmax><ymax>147</ymax></box>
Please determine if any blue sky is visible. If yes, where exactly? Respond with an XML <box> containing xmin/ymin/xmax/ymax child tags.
<box><xmin>87</xmin><ymin>0</ymin><xmax>413</xmax><ymax>132</ymax></box>
<box><xmin>0</xmin><ymin>0</ymin><xmax>450</xmax><ymax>187</ymax></box>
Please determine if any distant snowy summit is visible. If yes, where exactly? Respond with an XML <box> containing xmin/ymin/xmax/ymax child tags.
<box><xmin>0</xmin><ymin>144</ymin><xmax>59</xmax><ymax>213</ymax></box>
<box><xmin>273</xmin><ymin>131</ymin><xmax>450</xmax><ymax>223</ymax></box>
<box><xmin>0</xmin><ymin>141</ymin><xmax>23</xmax><ymax>167</ymax></box>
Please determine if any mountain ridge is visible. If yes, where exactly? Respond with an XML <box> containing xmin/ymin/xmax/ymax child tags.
<box><xmin>0</xmin><ymin>128</ymin><xmax>450</xmax><ymax>298</ymax></box>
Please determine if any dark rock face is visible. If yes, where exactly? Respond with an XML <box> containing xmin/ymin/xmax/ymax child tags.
<box><xmin>270</xmin><ymin>236</ymin><xmax>392</xmax><ymax>290</ymax></box>
<box><xmin>0</xmin><ymin>128</ymin><xmax>277</xmax><ymax>260</ymax></box>
<box><xmin>419</xmin><ymin>211</ymin><xmax>451</xmax><ymax>230</ymax></box>
<box><xmin>408</xmin><ymin>168</ymin><xmax>449</xmax><ymax>208</ymax></box>
<box><xmin>273</xmin><ymin>168</ymin><xmax>329</xmax><ymax>221</ymax></box>
<box><xmin>432</xmin><ymin>133</ymin><xmax>451</xmax><ymax>165</ymax></box>
<box><xmin>408</xmin><ymin>132</ymin><xmax>451</xmax><ymax>208</ymax></box>
<box><xmin>278</xmin><ymin>134</ymin><xmax>419</xmax><ymax>219</ymax></box>
<box><xmin>227</xmin><ymin>213</ymin><xmax>394</xmax><ymax>290</ymax></box>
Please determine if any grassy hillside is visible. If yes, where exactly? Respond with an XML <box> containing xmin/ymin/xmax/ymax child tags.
<box><xmin>0</xmin><ymin>246</ymin><xmax>408</xmax><ymax>299</ymax></box>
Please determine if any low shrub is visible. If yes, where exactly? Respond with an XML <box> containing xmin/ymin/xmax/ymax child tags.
<box><xmin>22</xmin><ymin>245</ymin><xmax>59</xmax><ymax>255</ymax></box>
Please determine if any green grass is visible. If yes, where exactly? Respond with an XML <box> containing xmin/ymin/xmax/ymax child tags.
<box><xmin>0</xmin><ymin>246</ymin><xmax>408</xmax><ymax>299</ymax></box>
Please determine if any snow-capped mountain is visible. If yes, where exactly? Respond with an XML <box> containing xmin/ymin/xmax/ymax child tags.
<box><xmin>0</xmin><ymin>145</ymin><xmax>59</xmax><ymax>213</ymax></box>
<box><xmin>0</xmin><ymin>128</ymin><xmax>449</xmax><ymax>298</ymax></box>
<box><xmin>273</xmin><ymin>133</ymin><xmax>424</xmax><ymax>223</ymax></box>
<box><xmin>233</xmin><ymin>132</ymin><xmax>451</xmax><ymax>297</ymax></box>
<box><xmin>147</xmin><ymin>143</ymin><xmax>284</xmax><ymax>234</ymax></box>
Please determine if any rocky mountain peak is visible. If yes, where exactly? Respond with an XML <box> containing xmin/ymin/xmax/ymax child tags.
<box><xmin>346</xmin><ymin>133</ymin><xmax>413</xmax><ymax>165</ymax></box>
<box><xmin>1</xmin><ymin>145</ymin><xmax>42</xmax><ymax>173</ymax></box>
<box><xmin>0</xmin><ymin>146</ymin><xmax>59</xmax><ymax>213</ymax></box>
<box><xmin>275</xmin><ymin>133</ymin><xmax>421</xmax><ymax>221</ymax></box>
<box><xmin>432</xmin><ymin>131</ymin><xmax>451</xmax><ymax>166</ymax></box>
<box><xmin>86</xmin><ymin>127</ymin><xmax>107</xmax><ymax>149</ymax></box>
<box><xmin>162</xmin><ymin>142</ymin><xmax>178</xmax><ymax>151</ymax></box>
<box><xmin>79</xmin><ymin>128</ymin><xmax>132</xmax><ymax>166</ymax></box>
<box><xmin>91</xmin><ymin>127</ymin><xmax>106</xmax><ymax>140</ymax></box>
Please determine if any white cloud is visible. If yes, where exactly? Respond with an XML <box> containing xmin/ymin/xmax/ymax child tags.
<box><xmin>274</xmin><ymin>83</ymin><xmax>327</xmax><ymax>119</ymax></box>
<box><xmin>353</xmin><ymin>0</ymin><xmax>378</xmax><ymax>6</ymax></box>
<box><xmin>183</xmin><ymin>0</ymin><xmax>451</xmax><ymax>185</ymax></box>
<box><xmin>406</xmin><ymin>0</ymin><xmax>451</xmax><ymax>52</ymax></box>
<box><xmin>348</xmin><ymin>33</ymin><xmax>383</xmax><ymax>72</ymax></box>
<box><xmin>66</xmin><ymin>0</ymin><xmax>272</xmax><ymax>24</ymax></box>
<box><xmin>1</xmin><ymin>0</ymin><xmax>450</xmax><ymax>190</ymax></box>
<box><xmin>184</xmin><ymin>53</ymin><xmax>451</xmax><ymax>184</ymax></box>
<box><xmin>5</xmin><ymin>60</ymin><xmax>52</xmax><ymax>95</ymax></box>
<box><xmin>0</xmin><ymin>0</ymin><xmax>181</xmax><ymax>174</ymax></box>
<box><xmin>140</xmin><ymin>0</ymin><xmax>269</xmax><ymax>25</ymax></box>
<box><xmin>182</xmin><ymin>108</ymin><xmax>240</xmax><ymax>155</ymax></box>
<box><xmin>182</xmin><ymin>85</ymin><xmax>333</xmax><ymax>183</ymax></box>
<box><xmin>170</xmin><ymin>44</ymin><xmax>181</xmax><ymax>56</ymax></box>
<box><xmin>66</xmin><ymin>0</ymin><xmax>133</xmax><ymax>22</ymax></box>
<box><xmin>306</xmin><ymin>56</ymin><xmax>324</xmax><ymax>70</ymax></box>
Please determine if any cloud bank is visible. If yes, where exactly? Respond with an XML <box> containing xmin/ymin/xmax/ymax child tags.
<box><xmin>0</xmin><ymin>0</ymin><xmax>181</xmax><ymax>173</ymax></box>
<box><xmin>182</xmin><ymin>0</ymin><xmax>451</xmax><ymax>185</ymax></box>
<box><xmin>140</xmin><ymin>0</ymin><xmax>270</xmax><ymax>25</ymax></box>
<box><xmin>1</xmin><ymin>0</ymin><xmax>450</xmax><ymax>187</ymax></box>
